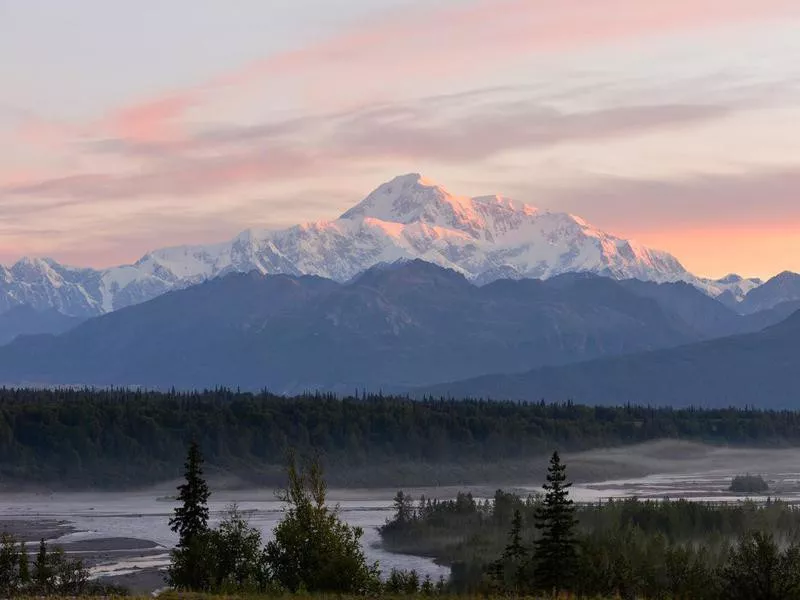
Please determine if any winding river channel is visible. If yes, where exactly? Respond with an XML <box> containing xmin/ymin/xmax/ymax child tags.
<box><xmin>3</xmin><ymin>463</ymin><xmax>800</xmax><ymax>584</ymax></box>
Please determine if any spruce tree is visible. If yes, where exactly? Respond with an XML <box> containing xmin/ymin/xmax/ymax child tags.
<box><xmin>489</xmin><ymin>509</ymin><xmax>529</xmax><ymax>592</ymax></box>
<box><xmin>533</xmin><ymin>451</ymin><xmax>578</xmax><ymax>594</ymax></box>
<box><xmin>168</xmin><ymin>440</ymin><xmax>211</xmax><ymax>590</ymax></box>
<box><xmin>18</xmin><ymin>542</ymin><xmax>29</xmax><ymax>586</ymax></box>
<box><xmin>169</xmin><ymin>440</ymin><xmax>211</xmax><ymax>545</ymax></box>
<box><xmin>0</xmin><ymin>534</ymin><xmax>19</xmax><ymax>597</ymax></box>
<box><xmin>392</xmin><ymin>491</ymin><xmax>415</xmax><ymax>524</ymax></box>
<box><xmin>33</xmin><ymin>539</ymin><xmax>49</xmax><ymax>594</ymax></box>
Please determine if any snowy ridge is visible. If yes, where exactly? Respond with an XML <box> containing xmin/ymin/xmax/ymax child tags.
<box><xmin>0</xmin><ymin>173</ymin><xmax>745</xmax><ymax>317</ymax></box>
<box><xmin>698</xmin><ymin>273</ymin><xmax>764</xmax><ymax>305</ymax></box>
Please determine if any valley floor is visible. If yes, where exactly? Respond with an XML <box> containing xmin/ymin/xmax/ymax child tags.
<box><xmin>5</xmin><ymin>440</ymin><xmax>800</xmax><ymax>595</ymax></box>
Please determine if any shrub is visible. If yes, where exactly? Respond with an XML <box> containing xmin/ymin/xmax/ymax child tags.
<box><xmin>729</xmin><ymin>474</ymin><xmax>769</xmax><ymax>493</ymax></box>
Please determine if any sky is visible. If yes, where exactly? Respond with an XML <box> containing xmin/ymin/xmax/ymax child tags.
<box><xmin>2</xmin><ymin>0</ymin><xmax>800</xmax><ymax>279</ymax></box>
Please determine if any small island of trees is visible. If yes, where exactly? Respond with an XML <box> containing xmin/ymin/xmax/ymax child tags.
<box><xmin>729</xmin><ymin>474</ymin><xmax>769</xmax><ymax>493</ymax></box>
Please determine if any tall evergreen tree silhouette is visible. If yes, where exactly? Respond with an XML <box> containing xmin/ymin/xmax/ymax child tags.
<box><xmin>18</xmin><ymin>542</ymin><xmax>29</xmax><ymax>586</ymax></box>
<box><xmin>33</xmin><ymin>539</ymin><xmax>50</xmax><ymax>594</ymax></box>
<box><xmin>170</xmin><ymin>440</ymin><xmax>210</xmax><ymax>545</ymax></box>
<box><xmin>533</xmin><ymin>451</ymin><xmax>577</xmax><ymax>594</ymax></box>
<box><xmin>489</xmin><ymin>509</ymin><xmax>529</xmax><ymax>592</ymax></box>
<box><xmin>168</xmin><ymin>441</ymin><xmax>211</xmax><ymax>590</ymax></box>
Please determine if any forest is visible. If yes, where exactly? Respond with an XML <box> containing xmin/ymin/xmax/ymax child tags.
<box><xmin>132</xmin><ymin>445</ymin><xmax>800</xmax><ymax>599</ymax></box>
<box><xmin>379</xmin><ymin>473</ymin><xmax>800</xmax><ymax>598</ymax></box>
<box><xmin>2</xmin><ymin>387</ymin><xmax>800</xmax><ymax>487</ymax></box>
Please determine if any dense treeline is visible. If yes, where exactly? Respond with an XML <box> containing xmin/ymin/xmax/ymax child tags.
<box><xmin>381</xmin><ymin>492</ymin><xmax>800</xmax><ymax>566</ymax></box>
<box><xmin>380</xmin><ymin>478</ymin><xmax>800</xmax><ymax>599</ymax></box>
<box><xmin>3</xmin><ymin>387</ymin><xmax>800</xmax><ymax>487</ymax></box>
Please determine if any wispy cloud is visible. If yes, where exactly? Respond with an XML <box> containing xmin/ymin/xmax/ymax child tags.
<box><xmin>2</xmin><ymin>96</ymin><xmax>733</xmax><ymax>200</ymax></box>
<box><xmin>3</xmin><ymin>0</ymin><xmax>799</xmax><ymax>273</ymax></box>
<box><xmin>106</xmin><ymin>95</ymin><xmax>195</xmax><ymax>143</ymax></box>
<box><xmin>332</xmin><ymin>102</ymin><xmax>731</xmax><ymax>162</ymax></box>
<box><xmin>13</xmin><ymin>0</ymin><xmax>798</xmax><ymax>152</ymax></box>
<box><xmin>107</xmin><ymin>0</ymin><xmax>800</xmax><ymax>119</ymax></box>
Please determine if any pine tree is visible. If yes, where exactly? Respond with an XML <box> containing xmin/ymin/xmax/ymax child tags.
<box><xmin>168</xmin><ymin>441</ymin><xmax>211</xmax><ymax>590</ymax></box>
<box><xmin>392</xmin><ymin>491</ymin><xmax>415</xmax><ymax>524</ymax></box>
<box><xmin>33</xmin><ymin>539</ymin><xmax>50</xmax><ymax>594</ymax></box>
<box><xmin>18</xmin><ymin>542</ymin><xmax>29</xmax><ymax>586</ymax></box>
<box><xmin>489</xmin><ymin>509</ymin><xmax>529</xmax><ymax>592</ymax></box>
<box><xmin>169</xmin><ymin>440</ymin><xmax>211</xmax><ymax>546</ymax></box>
<box><xmin>533</xmin><ymin>451</ymin><xmax>578</xmax><ymax>594</ymax></box>
<box><xmin>0</xmin><ymin>534</ymin><xmax>19</xmax><ymax>597</ymax></box>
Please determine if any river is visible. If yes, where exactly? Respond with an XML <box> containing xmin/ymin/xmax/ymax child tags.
<box><xmin>3</xmin><ymin>461</ymin><xmax>799</xmax><ymax>586</ymax></box>
<box><xmin>0</xmin><ymin>488</ymin><xmax>451</xmax><ymax>582</ymax></box>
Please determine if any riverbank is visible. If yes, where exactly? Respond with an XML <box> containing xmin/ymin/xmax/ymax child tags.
<box><xmin>0</xmin><ymin>489</ymin><xmax>450</xmax><ymax>595</ymax></box>
<box><xmin>6</xmin><ymin>440</ymin><xmax>800</xmax><ymax>594</ymax></box>
<box><xmin>0</xmin><ymin>517</ymin><xmax>170</xmax><ymax>593</ymax></box>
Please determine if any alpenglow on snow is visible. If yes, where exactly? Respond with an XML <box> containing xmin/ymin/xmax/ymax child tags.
<box><xmin>0</xmin><ymin>174</ymin><xmax>752</xmax><ymax>317</ymax></box>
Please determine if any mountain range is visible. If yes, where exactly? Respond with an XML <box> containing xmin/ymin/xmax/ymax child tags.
<box><xmin>0</xmin><ymin>260</ymin><xmax>795</xmax><ymax>397</ymax></box>
<box><xmin>420</xmin><ymin>307</ymin><xmax>800</xmax><ymax>409</ymax></box>
<box><xmin>2</xmin><ymin>173</ymin><xmax>800</xmax><ymax>407</ymax></box>
<box><xmin>3</xmin><ymin>173</ymin><xmax>794</xmax><ymax>320</ymax></box>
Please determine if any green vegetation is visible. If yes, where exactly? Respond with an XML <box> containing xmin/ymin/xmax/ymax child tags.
<box><xmin>0</xmin><ymin>534</ymin><xmax>120</xmax><ymax>597</ymax></box>
<box><xmin>730</xmin><ymin>474</ymin><xmax>769</xmax><ymax>493</ymax></box>
<box><xmin>169</xmin><ymin>440</ymin><xmax>213</xmax><ymax>590</ymax></box>
<box><xmin>5</xmin><ymin>387</ymin><xmax>800</xmax><ymax>488</ymax></box>
<box><xmin>169</xmin><ymin>445</ymin><xmax>381</xmax><ymax>595</ymax></box>
<box><xmin>162</xmin><ymin>441</ymin><xmax>800</xmax><ymax>600</ymax></box>
<box><xmin>380</xmin><ymin>478</ymin><xmax>800</xmax><ymax>599</ymax></box>
<box><xmin>264</xmin><ymin>454</ymin><xmax>380</xmax><ymax>594</ymax></box>
<box><xmin>531</xmin><ymin>451</ymin><xmax>578</xmax><ymax>593</ymax></box>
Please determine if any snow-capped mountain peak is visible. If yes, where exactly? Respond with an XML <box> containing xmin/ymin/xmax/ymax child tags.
<box><xmin>697</xmin><ymin>273</ymin><xmax>764</xmax><ymax>306</ymax></box>
<box><xmin>340</xmin><ymin>173</ymin><xmax>485</xmax><ymax>234</ymax></box>
<box><xmin>0</xmin><ymin>173</ymin><xmax>737</xmax><ymax>317</ymax></box>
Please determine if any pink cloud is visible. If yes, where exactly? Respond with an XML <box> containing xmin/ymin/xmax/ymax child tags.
<box><xmin>3</xmin><ymin>148</ymin><xmax>321</xmax><ymax>201</ymax></box>
<box><xmin>4</xmin><ymin>0</ymin><xmax>798</xmax><ymax>273</ymax></box>
<box><xmin>15</xmin><ymin>119</ymin><xmax>75</xmax><ymax>147</ymax></box>
<box><xmin>236</xmin><ymin>0</ymin><xmax>797</xmax><ymax>73</ymax></box>
<box><xmin>0</xmin><ymin>169</ymin><xmax>41</xmax><ymax>187</ymax></box>
<box><xmin>195</xmin><ymin>0</ymin><xmax>799</xmax><ymax>105</ymax></box>
<box><xmin>19</xmin><ymin>0</ymin><xmax>792</xmax><ymax>155</ymax></box>
<box><xmin>105</xmin><ymin>95</ymin><xmax>196</xmax><ymax>143</ymax></box>
<box><xmin>4</xmin><ymin>100</ymin><xmax>732</xmax><ymax>201</ymax></box>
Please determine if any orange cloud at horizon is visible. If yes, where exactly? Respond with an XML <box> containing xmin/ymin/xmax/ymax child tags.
<box><xmin>632</xmin><ymin>225</ymin><xmax>800</xmax><ymax>280</ymax></box>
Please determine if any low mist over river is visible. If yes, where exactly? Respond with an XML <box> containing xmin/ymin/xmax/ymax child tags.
<box><xmin>4</xmin><ymin>441</ymin><xmax>800</xmax><ymax>590</ymax></box>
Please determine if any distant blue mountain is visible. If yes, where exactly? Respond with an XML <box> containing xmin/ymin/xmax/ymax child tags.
<box><xmin>0</xmin><ymin>304</ymin><xmax>83</xmax><ymax>345</ymax></box>
<box><xmin>0</xmin><ymin>260</ymin><xmax>793</xmax><ymax>399</ymax></box>
<box><xmin>420</xmin><ymin>307</ymin><xmax>800</xmax><ymax>409</ymax></box>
